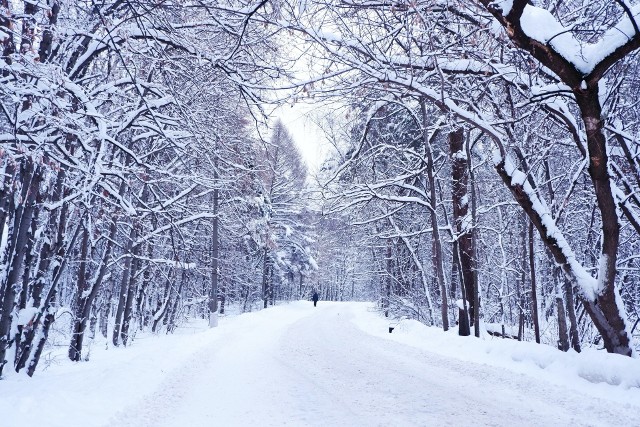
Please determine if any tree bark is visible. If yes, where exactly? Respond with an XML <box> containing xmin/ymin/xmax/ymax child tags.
<box><xmin>450</xmin><ymin>127</ymin><xmax>476</xmax><ymax>334</ymax></box>
<box><xmin>167</xmin><ymin>268</ymin><xmax>186</xmax><ymax>333</ymax></box>
<box><xmin>0</xmin><ymin>162</ymin><xmax>15</xmax><ymax>264</ymax></box>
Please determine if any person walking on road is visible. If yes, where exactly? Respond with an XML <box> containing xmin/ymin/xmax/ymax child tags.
<box><xmin>312</xmin><ymin>291</ymin><xmax>319</xmax><ymax>307</ymax></box>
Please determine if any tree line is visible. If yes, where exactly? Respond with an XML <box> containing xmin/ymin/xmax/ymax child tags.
<box><xmin>1</xmin><ymin>0</ymin><xmax>639</xmax><ymax>380</ymax></box>
<box><xmin>288</xmin><ymin>0</ymin><xmax>640</xmax><ymax>356</ymax></box>
<box><xmin>0</xmin><ymin>0</ymin><xmax>320</xmax><ymax>377</ymax></box>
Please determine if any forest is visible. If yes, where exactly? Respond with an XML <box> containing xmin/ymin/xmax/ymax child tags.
<box><xmin>1</xmin><ymin>0</ymin><xmax>639</xmax><ymax>381</ymax></box>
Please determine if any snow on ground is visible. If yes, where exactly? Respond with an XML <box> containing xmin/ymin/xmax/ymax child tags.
<box><xmin>2</xmin><ymin>302</ymin><xmax>640</xmax><ymax>427</ymax></box>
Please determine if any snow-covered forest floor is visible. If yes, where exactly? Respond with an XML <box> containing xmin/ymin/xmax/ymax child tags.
<box><xmin>2</xmin><ymin>301</ymin><xmax>639</xmax><ymax>427</ymax></box>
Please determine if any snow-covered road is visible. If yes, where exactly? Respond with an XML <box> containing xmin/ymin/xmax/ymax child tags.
<box><xmin>104</xmin><ymin>302</ymin><xmax>638</xmax><ymax>427</ymax></box>
<box><xmin>3</xmin><ymin>301</ymin><xmax>639</xmax><ymax>426</ymax></box>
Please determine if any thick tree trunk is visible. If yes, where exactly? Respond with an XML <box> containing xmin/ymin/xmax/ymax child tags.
<box><xmin>574</xmin><ymin>91</ymin><xmax>630</xmax><ymax>355</ymax></box>
<box><xmin>467</xmin><ymin>142</ymin><xmax>481</xmax><ymax>337</ymax></box>
<box><xmin>450</xmin><ymin>127</ymin><xmax>476</xmax><ymax>334</ymax></box>
<box><xmin>14</xmin><ymin>200</ymin><xmax>40</xmax><ymax>366</ymax></box>
<box><xmin>26</xmin><ymin>297</ymin><xmax>56</xmax><ymax>377</ymax></box>
<box><xmin>167</xmin><ymin>269</ymin><xmax>186</xmax><ymax>333</ymax></box>
<box><xmin>0</xmin><ymin>163</ymin><xmax>15</xmax><ymax>265</ymax></box>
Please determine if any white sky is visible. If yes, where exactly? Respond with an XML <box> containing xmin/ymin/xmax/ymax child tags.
<box><xmin>275</xmin><ymin>102</ymin><xmax>330</xmax><ymax>175</ymax></box>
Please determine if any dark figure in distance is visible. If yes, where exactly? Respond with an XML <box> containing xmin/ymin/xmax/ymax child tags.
<box><xmin>312</xmin><ymin>291</ymin><xmax>319</xmax><ymax>307</ymax></box>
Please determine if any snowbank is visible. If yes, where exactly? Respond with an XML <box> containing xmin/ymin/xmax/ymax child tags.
<box><xmin>352</xmin><ymin>306</ymin><xmax>640</xmax><ymax>406</ymax></box>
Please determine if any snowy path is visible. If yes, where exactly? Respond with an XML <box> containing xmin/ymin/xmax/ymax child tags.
<box><xmin>103</xmin><ymin>302</ymin><xmax>638</xmax><ymax>427</ymax></box>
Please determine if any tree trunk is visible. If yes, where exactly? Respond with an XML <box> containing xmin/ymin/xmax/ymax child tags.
<box><xmin>384</xmin><ymin>239</ymin><xmax>392</xmax><ymax>318</ymax></box>
<box><xmin>99</xmin><ymin>287</ymin><xmax>112</xmax><ymax>339</ymax></box>
<box><xmin>450</xmin><ymin>127</ymin><xmax>475</xmax><ymax>335</ymax></box>
<box><xmin>136</xmin><ymin>244</ymin><xmax>153</xmax><ymax>330</ymax></box>
<box><xmin>423</xmin><ymin>100</ymin><xmax>448</xmax><ymax>330</ymax></box>
<box><xmin>18</xmin><ymin>221</ymin><xmax>82</xmax><ymax>374</ymax></box>
<box><xmin>0</xmin><ymin>162</ymin><xmax>15</xmax><ymax>275</ymax></box>
<box><xmin>209</xmin><ymin>179</ymin><xmax>219</xmax><ymax>326</ymax></box>
<box><xmin>0</xmin><ymin>160</ymin><xmax>39</xmax><ymax>377</ymax></box>
<box><xmin>574</xmin><ymin>90</ymin><xmax>630</xmax><ymax>355</ymax></box>
<box><xmin>556</xmin><ymin>292</ymin><xmax>570</xmax><ymax>352</ymax></box>
<box><xmin>467</xmin><ymin>141</ymin><xmax>481</xmax><ymax>337</ymax></box>
<box><xmin>496</xmin><ymin>159</ymin><xmax>632</xmax><ymax>355</ymax></box>
<box><xmin>14</xmin><ymin>199</ymin><xmax>40</xmax><ymax>366</ymax></box>
<box><xmin>219</xmin><ymin>285</ymin><xmax>226</xmax><ymax>315</ymax></box>
<box><xmin>152</xmin><ymin>277</ymin><xmax>173</xmax><ymax>333</ymax></box>
<box><xmin>167</xmin><ymin>268</ymin><xmax>186</xmax><ymax>333</ymax></box>
<box><xmin>564</xmin><ymin>279</ymin><xmax>581</xmax><ymax>353</ymax></box>
<box><xmin>121</xmin><ymin>184</ymin><xmax>149</xmax><ymax>344</ymax></box>
<box><xmin>68</xmin><ymin>224</ymin><xmax>90</xmax><ymax>361</ymax></box>
<box><xmin>529</xmin><ymin>222</ymin><xmax>541</xmax><ymax>344</ymax></box>
<box><xmin>112</xmin><ymin>225</ymin><xmax>136</xmax><ymax>346</ymax></box>
<box><xmin>121</xmin><ymin>244</ymin><xmax>141</xmax><ymax>346</ymax></box>
<box><xmin>261</xmin><ymin>247</ymin><xmax>270</xmax><ymax>309</ymax></box>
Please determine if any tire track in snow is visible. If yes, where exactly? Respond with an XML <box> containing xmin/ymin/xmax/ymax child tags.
<box><xmin>103</xmin><ymin>327</ymin><xmax>229</xmax><ymax>427</ymax></box>
<box><xmin>105</xmin><ymin>303</ymin><xmax>315</xmax><ymax>427</ymax></box>
<box><xmin>279</xmin><ymin>303</ymin><xmax>635</xmax><ymax>427</ymax></box>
